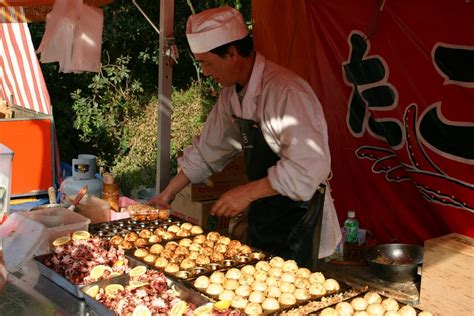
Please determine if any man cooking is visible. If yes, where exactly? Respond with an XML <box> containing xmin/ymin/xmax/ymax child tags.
<box><xmin>150</xmin><ymin>6</ymin><xmax>341</xmax><ymax>268</ymax></box>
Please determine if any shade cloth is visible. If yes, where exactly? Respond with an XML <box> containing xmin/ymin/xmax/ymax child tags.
<box><xmin>0</xmin><ymin>6</ymin><xmax>51</xmax><ymax>114</ymax></box>
<box><xmin>253</xmin><ymin>0</ymin><xmax>474</xmax><ymax>243</ymax></box>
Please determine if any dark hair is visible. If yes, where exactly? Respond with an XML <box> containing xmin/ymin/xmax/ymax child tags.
<box><xmin>210</xmin><ymin>34</ymin><xmax>254</xmax><ymax>58</ymax></box>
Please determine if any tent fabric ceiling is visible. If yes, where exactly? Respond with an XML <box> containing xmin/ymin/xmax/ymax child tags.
<box><xmin>0</xmin><ymin>0</ymin><xmax>113</xmax><ymax>22</ymax></box>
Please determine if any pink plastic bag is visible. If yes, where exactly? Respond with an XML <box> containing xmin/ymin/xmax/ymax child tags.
<box><xmin>36</xmin><ymin>0</ymin><xmax>103</xmax><ymax>73</ymax></box>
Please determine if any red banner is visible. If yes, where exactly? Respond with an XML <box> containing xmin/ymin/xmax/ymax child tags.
<box><xmin>302</xmin><ymin>0</ymin><xmax>474</xmax><ymax>243</ymax></box>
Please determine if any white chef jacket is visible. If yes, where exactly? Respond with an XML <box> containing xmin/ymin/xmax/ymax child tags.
<box><xmin>179</xmin><ymin>52</ymin><xmax>341</xmax><ymax>258</ymax></box>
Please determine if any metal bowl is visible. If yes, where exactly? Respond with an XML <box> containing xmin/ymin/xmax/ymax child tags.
<box><xmin>366</xmin><ymin>243</ymin><xmax>423</xmax><ymax>282</ymax></box>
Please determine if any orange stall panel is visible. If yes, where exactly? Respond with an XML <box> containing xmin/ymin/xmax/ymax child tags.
<box><xmin>0</xmin><ymin>118</ymin><xmax>54</xmax><ymax>196</ymax></box>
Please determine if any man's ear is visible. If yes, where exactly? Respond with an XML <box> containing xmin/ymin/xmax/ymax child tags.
<box><xmin>227</xmin><ymin>46</ymin><xmax>238</xmax><ymax>59</ymax></box>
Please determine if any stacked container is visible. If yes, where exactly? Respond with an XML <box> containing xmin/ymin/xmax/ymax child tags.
<box><xmin>0</xmin><ymin>143</ymin><xmax>14</xmax><ymax>218</ymax></box>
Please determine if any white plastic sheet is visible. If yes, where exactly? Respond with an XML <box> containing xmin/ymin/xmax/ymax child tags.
<box><xmin>36</xmin><ymin>0</ymin><xmax>103</xmax><ymax>73</ymax></box>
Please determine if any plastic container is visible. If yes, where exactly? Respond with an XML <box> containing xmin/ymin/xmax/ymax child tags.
<box><xmin>0</xmin><ymin>212</ymin><xmax>47</xmax><ymax>272</ymax></box>
<box><xmin>127</xmin><ymin>204</ymin><xmax>170</xmax><ymax>221</ymax></box>
<box><xmin>21</xmin><ymin>207</ymin><xmax>90</xmax><ymax>254</ymax></box>
<box><xmin>102</xmin><ymin>172</ymin><xmax>119</xmax><ymax>212</ymax></box>
<box><xmin>0</xmin><ymin>144</ymin><xmax>14</xmax><ymax>217</ymax></box>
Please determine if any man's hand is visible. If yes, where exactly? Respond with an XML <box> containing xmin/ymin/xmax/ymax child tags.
<box><xmin>148</xmin><ymin>193</ymin><xmax>172</xmax><ymax>209</ymax></box>
<box><xmin>211</xmin><ymin>185</ymin><xmax>253</xmax><ymax>217</ymax></box>
<box><xmin>211</xmin><ymin>177</ymin><xmax>279</xmax><ymax>217</ymax></box>
<box><xmin>148</xmin><ymin>170</ymin><xmax>191</xmax><ymax>208</ymax></box>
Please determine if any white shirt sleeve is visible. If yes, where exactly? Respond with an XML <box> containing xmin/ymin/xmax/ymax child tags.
<box><xmin>178</xmin><ymin>90</ymin><xmax>242</xmax><ymax>184</ymax></box>
<box><xmin>261</xmin><ymin>77</ymin><xmax>331</xmax><ymax>201</ymax></box>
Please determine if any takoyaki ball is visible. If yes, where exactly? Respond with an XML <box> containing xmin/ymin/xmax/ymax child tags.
<box><xmin>120</xmin><ymin>240</ymin><xmax>133</xmax><ymax>250</ymax></box>
<box><xmin>149</xmin><ymin>243</ymin><xmax>164</xmax><ymax>254</ymax></box>
<box><xmin>189</xmin><ymin>242</ymin><xmax>202</xmax><ymax>252</ymax></box>
<box><xmin>209</xmin><ymin>271</ymin><xmax>225</xmax><ymax>284</ymax></box>
<box><xmin>148</xmin><ymin>234</ymin><xmax>162</xmax><ymax>243</ymax></box>
<box><xmin>239</xmin><ymin>274</ymin><xmax>255</xmax><ymax>286</ymax></box>
<box><xmin>217</xmin><ymin>236</ymin><xmax>231</xmax><ymax>245</ymax></box>
<box><xmin>269</xmin><ymin>256</ymin><xmax>285</xmax><ymax>268</ymax></box>
<box><xmin>154</xmin><ymin>257</ymin><xmax>169</xmax><ymax>269</ymax></box>
<box><xmin>176</xmin><ymin>229</ymin><xmax>191</xmax><ymax>237</ymax></box>
<box><xmin>180</xmin><ymin>258</ymin><xmax>196</xmax><ymax>270</ymax></box>
<box><xmin>164</xmin><ymin>263</ymin><xmax>179</xmax><ymax>274</ymax></box>
<box><xmin>110</xmin><ymin>235</ymin><xmax>123</xmax><ymax>245</ymax></box>
<box><xmin>164</xmin><ymin>241</ymin><xmax>178</xmax><ymax>251</ymax></box>
<box><xmin>225</xmin><ymin>268</ymin><xmax>242</xmax><ymax>280</ymax></box>
<box><xmin>162</xmin><ymin>231</ymin><xmax>176</xmax><ymax>240</ymax></box>
<box><xmin>228</xmin><ymin>240</ymin><xmax>242</xmax><ymax>249</ymax></box>
<box><xmin>154</xmin><ymin>227</ymin><xmax>166</xmax><ymax>236</ymax></box>
<box><xmin>180</xmin><ymin>222</ymin><xmax>193</xmax><ymax>231</ymax></box>
<box><xmin>134</xmin><ymin>238</ymin><xmax>147</xmax><ymax>248</ymax></box>
<box><xmin>125</xmin><ymin>231</ymin><xmax>138</xmax><ymax>242</ymax></box>
<box><xmin>214</xmin><ymin>243</ymin><xmax>227</xmax><ymax>254</ymax></box>
<box><xmin>178</xmin><ymin>238</ymin><xmax>193</xmax><ymax>247</ymax></box>
<box><xmin>134</xmin><ymin>248</ymin><xmax>148</xmax><ymax>258</ymax></box>
<box><xmin>282</xmin><ymin>260</ymin><xmax>298</xmax><ymax>273</ymax></box>
<box><xmin>206</xmin><ymin>231</ymin><xmax>221</xmax><ymax>242</ymax></box>
<box><xmin>143</xmin><ymin>254</ymin><xmax>156</xmax><ymax>264</ymax></box>
<box><xmin>201</xmin><ymin>246</ymin><xmax>214</xmax><ymax>257</ymax></box>
<box><xmin>139</xmin><ymin>229</ymin><xmax>152</xmax><ymax>239</ymax></box>
<box><xmin>239</xmin><ymin>245</ymin><xmax>252</xmax><ymax>255</ymax></box>
<box><xmin>193</xmin><ymin>234</ymin><xmax>206</xmax><ymax>244</ymax></box>
<box><xmin>190</xmin><ymin>225</ymin><xmax>203</xmax><ymax>235</ymax></box>
<box><xmin>309</xmin><ymin>272</ymin><xmax>325</xmax><ymax>284</ymax></box>
<box><xmin>296</xmin><ymin>267</ymin><xmax>311</xmax><ymax>279</ymax></box>
<box><xmin>193</xmin><ymin>275</ymin><xmax>210</xmax><ymax>289</ymax></box>
<box><xmin>196</xmin><ymin>254</ymin><xmax>211</xmax><ymax>265</ymax></box>
<box><xmin>175</xmin><ymin>246</ymin><xmax>190</xmax><ymax>256</ymax></box>
<box><xmin>167</xmin><ymin>224</ymin><xmax>180</xmax><ymax>233</ymax></box>
<box><xmin>210</xmin><ymin>251</ymin><xmax>224</xmax><ymax>262</ymax></box>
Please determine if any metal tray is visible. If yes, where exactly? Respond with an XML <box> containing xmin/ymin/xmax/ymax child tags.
<box><xmin>33</xmin><ymin>254</ymin><xmax>147</xmax><ymax>299</ymax></box>
<box><xmin>81</xmin><ymin>272</ymin><xmax>211</xmax><ymax>315</ymax></box>
<box><xmin>88</xmin><ymin>218</ymin><xmax>203</xmax><ymax>247</ymax></box>
<box><xmin>314</xmin><ymin>291</ymin><xmax>425</xmax><ymax>315</ymax></box>
<box><xmin>126</xmin><ymin>247</ymin><xmax>268</xmax><ymax>282</ymax></box>
<box><xmin>194</xmin><ymin>280</ymin><xmax>352</xmax><ymax>315</ymax></box>
<box><xmin>88</xmin><ymin>217</ymin><xmax>181</xmax><ymax>239</ymax></box>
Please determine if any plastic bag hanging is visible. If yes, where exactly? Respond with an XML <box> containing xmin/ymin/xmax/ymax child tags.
<box><xmin>36</xmin><ymin>0</ymin><xmax>103</xmax><ymax>73</ymax></box>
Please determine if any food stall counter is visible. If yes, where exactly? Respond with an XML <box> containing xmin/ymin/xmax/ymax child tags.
<box><xmin>0</xmin><ymin>254</ymin><xmax>98</xmax><ymax>316</ymax></box>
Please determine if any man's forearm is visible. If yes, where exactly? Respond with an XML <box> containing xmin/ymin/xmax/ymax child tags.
<box><xmin>159</xmin><ymin>170</ymin><xmax>190</xmax><ymax>203</ymax></box>
<box><xmin>246</xmin><ymin>177</ymin><xmax>279</xmax><ymax>202</ymax></box>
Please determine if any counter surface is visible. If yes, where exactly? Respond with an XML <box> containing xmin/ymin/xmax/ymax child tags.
<box><xmin>1</xmin><ymin>257</ymin><xmax>98</xmax><ymax>316</ymax></box>
<box><xmin>0</xmin><ymin>254</ymin><xmax>421</xmax><ymax>315</ymax></box>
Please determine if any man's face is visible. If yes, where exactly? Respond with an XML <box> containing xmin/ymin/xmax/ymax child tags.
<box><xmin>194</xmin><ymin>50</ymin><xmax>238</xmax><ymax>87</ymax></box>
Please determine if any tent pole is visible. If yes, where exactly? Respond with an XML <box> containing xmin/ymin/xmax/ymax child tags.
<box><xmin>156</xmin><ymin>0</ymin><xmax>174</xmax><ymax>193</ymax></box>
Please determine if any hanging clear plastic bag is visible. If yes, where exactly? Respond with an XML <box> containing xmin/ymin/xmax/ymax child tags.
<box><xmin>36</xmin><ymin>0</ymin><xmax>103</xmax><ymax>73</ymax></box>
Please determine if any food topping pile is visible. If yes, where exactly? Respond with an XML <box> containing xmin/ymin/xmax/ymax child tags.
<box><xmin>91</xmin><ymin>268</ymin><xmax>196</xmax><ymax>316</ymax></box>
<box><xmin>43</xmin><ymin>231</ymin><xmax>129</xmax><ymax>284</ymax></box>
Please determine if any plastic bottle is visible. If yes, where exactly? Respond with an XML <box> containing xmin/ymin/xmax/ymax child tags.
<box><xmin>343</xmin><ymin>210</ymin><xmax>359</xmax><ymax>260</ymax></box>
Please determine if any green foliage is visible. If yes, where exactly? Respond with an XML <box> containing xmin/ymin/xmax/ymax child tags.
<box><xmin>26</xmin><ymin>0</ymin><xmax>251</xmax><ymax>193</ymax></box>
<box><xmin>71</xmin><ymin>56</ymin><xmax>144</xmax><ymax>167</ymax></box>
<box><xmin>112</xmin><ymin>98</ymin><xmax>158</xmax><ymax>195</ymax></box>
<box><xmin>112</xmin><ymin>81</ymin><xmax>219</xmax><ymax>195</ymax></box>
<box><xmin>170</xmin><ymin>81</ymin><xmax>219</xmax><ymax>172</ymax></box>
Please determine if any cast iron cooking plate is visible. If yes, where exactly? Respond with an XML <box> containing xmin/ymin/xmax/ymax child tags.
<box><xmin>366</xmin><ymin>243</ymin><xmax>423</xmax><ymax>282</ymax></box>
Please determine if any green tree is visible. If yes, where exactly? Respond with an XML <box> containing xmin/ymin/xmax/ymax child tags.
<box><xmin>28</xmin><ymin>0</ymin><xmax>251</xmax><ymax>192</ymax></box>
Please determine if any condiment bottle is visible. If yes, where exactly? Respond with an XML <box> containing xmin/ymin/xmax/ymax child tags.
<box><xmin>343</xmin><ymin>210</ymin><xmax>360</xmax><ymax>261</ymax></box>
<box><xmin>102</xmin><ymin>172</ymin><xmax>120</xmax><ymax>212</ymax></box>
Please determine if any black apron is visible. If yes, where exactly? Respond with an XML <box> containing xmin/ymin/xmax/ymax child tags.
<box><xmin>234</xmin><ymin>115</ymin><xmax>326</xmax><ymax>270</ymax></box>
